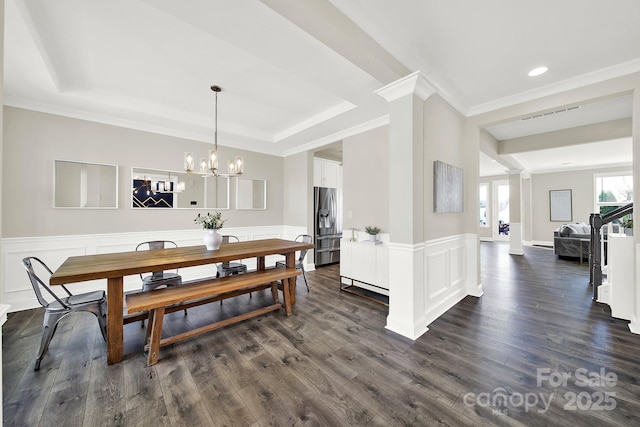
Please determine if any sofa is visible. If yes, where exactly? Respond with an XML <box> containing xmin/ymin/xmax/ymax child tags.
<box><xmin>553</xmin><ymin>222</ymin><xmax>591</xmax><ymax>259</ymax></box>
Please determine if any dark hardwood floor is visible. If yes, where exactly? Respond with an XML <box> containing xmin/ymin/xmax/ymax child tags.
<box><xmin>4</xmin><ymin>242</ymin><xmax>640</xmax><ymax>426</ymax></box>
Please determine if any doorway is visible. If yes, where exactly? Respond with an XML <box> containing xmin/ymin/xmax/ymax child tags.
<box><xmin>493</xmin><ymin>180</ymin><xmax>510</xmax><ymax>241</ymax></box>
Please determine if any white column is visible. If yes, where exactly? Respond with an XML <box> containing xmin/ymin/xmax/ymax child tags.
<box><xmin>375</xmin><ymin>71</ymin><xmax>436</xmax><ymax>339</ymax></box>
<box><xmin>628</xmin><ymin>86</ymin><xmax>640</xmax><ymax>334</ymax></box>
<box><xmin>507</xmin><ymin>170</ymin><xmax>524</xmax><ymax>255</ymax></box>
<box><xmin>1</xmin><ymin>1</ymin><xmax>7</xmax><ymax>423</ymax></box>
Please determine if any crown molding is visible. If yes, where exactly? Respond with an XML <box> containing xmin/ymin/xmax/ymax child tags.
<box><xmin>282</xmin><ymin>115</ymin><xmax>389</xmax><ymax>157</ymax></box>
<box><xmin>3</xmin><ymin>96</ymin><xmax>289</xmax><ymax>157</ymax></box>
<box><xmin>274</xmin><ymin>101</ymin><xmax>356</xmax><ymax>142</ymax></box>
<box><xmin>374</xmin><ymin>71</ymin><xmax>437</xmax><ymax>102</ymax></box>
<box><xmin>467</xmin><ymin>58</ymin><xmax>640</xmax><ymax>117</ymax></box>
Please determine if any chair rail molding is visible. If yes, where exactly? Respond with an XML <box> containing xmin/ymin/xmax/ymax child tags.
<box><xmin>385</xmin><ymin>233</ymin><xmax>481</xmax><ymax>340</ymax></box>
<box><xmin>1</xmin><ymin>225</ymin><xmax>309</xmax><ymax>312</ymax></box>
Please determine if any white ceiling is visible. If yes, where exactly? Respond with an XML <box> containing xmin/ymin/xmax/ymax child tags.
<box><xmin>482</xmin><ymin>94</ymin><xmax>633</xmax><ymax>175</ymax></box>
<box><xmin>4</xmin><ymin>0</ymin><xmax>640</xmax><ymax>172</ymax></box>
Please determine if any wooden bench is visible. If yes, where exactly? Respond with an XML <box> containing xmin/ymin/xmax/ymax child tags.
<box><xmin>126</xmin><ymin>267</ymin><xmax>300</xmax><ymax>365</ymax></box>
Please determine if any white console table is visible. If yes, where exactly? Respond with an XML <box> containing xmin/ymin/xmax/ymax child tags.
<box><xmin>340</xmin><ymin>238</ymin><xmax>389</xmax><ymax>305</ymax></box>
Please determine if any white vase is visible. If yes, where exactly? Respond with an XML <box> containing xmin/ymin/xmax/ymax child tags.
<box><xmin>368</xmin><ymin>233</ymin><xmax>377</xmax><ymax>242</ymax></box>
<box><xmin>203</xmin><ymin>229</ymin><xmax>223</xmax><ymax>250</ymax></box>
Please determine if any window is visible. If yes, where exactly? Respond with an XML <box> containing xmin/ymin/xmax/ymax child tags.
<box><xmin>479</xmin><ymin>183</ymin><xmax>489</xmax><ymax>227</ymax></box>
<box><xmin>595</xmin><ymin>173</ymin><xmax>633</xmax><ymax>217</ymax></box>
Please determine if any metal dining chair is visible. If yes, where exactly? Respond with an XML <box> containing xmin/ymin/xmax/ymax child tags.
<box><xmin>136</xmin><ymin>240</ymin><xmax>186</xmax><ymax>321</ymax></box>
<box><xmin>136</xmin><ymin>240</ymin><xmax>183</xmax><ymax>291</ymax></box>
<box><xmin>216</xmin><ymin>235</ymin><xmax>248</xmax><ymax>278</ymax></box>
<box><xmin>276</xmin><ymin>234</ymin><xmax>313</xmax><ymax>291</ymax></box>
<box><xmin>22</xmin><ymin>256</ymin><xmax>107</xmax><ymax>371</ymax></box>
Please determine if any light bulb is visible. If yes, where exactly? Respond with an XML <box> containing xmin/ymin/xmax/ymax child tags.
<box><xmin>184</xmin><ymin>152</ymin><xmax>194</xmax><ymax>171</ymax></box>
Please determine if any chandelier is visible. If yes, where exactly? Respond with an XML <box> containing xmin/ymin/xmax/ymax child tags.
<box><xmin>184</xmin><ymin>85</ymin><xmax>244</xmax><ymax>177</ymax></box>
<box><xmin>133</xmin><ymin>172</ymin><xmax>185</xmax><ymax>195</ymax></box>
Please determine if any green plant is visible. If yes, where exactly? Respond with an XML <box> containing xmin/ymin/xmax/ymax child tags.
<box><xmin>194</xmin><ymin>211</ymin><xmax>226</xmax><ymax>230</ymax></box>
<box><xmin>365</xmin><ymin>226</ymin><xmax>381</xmax><ymax>235</ymax></box>
<box><xmin>622</xmin><ymin>217</ymin><xmax>633</xmax><ymax>229</ymax></box>
<box><xmin>598</xmin><ymin>190</ymin><xmax>617</xmax><ymax>203</ymax></box>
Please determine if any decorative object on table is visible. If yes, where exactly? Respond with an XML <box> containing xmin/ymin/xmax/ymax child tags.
<box><xmin>350</xmin><ymin>228</ymin><xmax>357</xmax><ymax>242</ymax></box>
<box><xmin>184</xmin><ymin>85</ymin><xmax>244</xmax><ymax>177</ymax></box>
<box><xmin>621</xmin><ymin>216</ymin><xmax>633</xmax><ymax>236</ymax></box>
<box><xmin>195</xmin><ymin>211</ymin><xmax>226</xmax><ymax>250</ymax></box>
<box><xmin>365</xmin><ymin>226</ymin><xmax>381</xmax><ymax>242</ymax></box>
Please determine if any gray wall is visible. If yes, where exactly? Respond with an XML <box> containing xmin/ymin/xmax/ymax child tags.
<box><xmin>423</xmin><ymin>94</ymin><xmax>471</xmax><ymax>240</ymax></box>
<box><xmin>342</xmin><ymin>125</ymin><xmax>389</xmax><ymax>233</ymax></box>
<box><xmin>341</xmin><ymin>94</ymin><xmax>473</xmax><ymax>241</ymax></box>
<box><xmin>283</xmin><ymin>151</ymin><xmax>312</xmax><ymax>227</ymax></box>
<box><xmin>481</xmin><ymin>166</ymin><xmax>631</xmax><ymax>243</ymax></box>
<box><xmin>2</xmin><ymin>107</ymin><xmax>284</xmax><ymax>237</ymax></box>
<box><xmin>530</xmin><ymin>166</ymin><xmax>631</xmax><ymax>243</ymax></box>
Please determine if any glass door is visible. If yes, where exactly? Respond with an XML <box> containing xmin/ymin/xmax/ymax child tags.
<box><xmin>493</xmin><ymin>181</ymin><xmax>510</xmax><ymax>241</ymax></box>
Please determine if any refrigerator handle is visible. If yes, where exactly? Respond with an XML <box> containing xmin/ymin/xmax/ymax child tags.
<box><xmin>329</xmin><ymin>190</ymin><xmax>336</xmax><ymax>230</ymax></box>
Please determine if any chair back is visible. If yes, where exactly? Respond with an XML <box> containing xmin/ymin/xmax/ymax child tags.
<box><xmin>222</xmin><ymin>235</ymin><xmax>241</xmax><ymax>267</ymax></box>
<box><xmin>296</xmin><ymin>234</ymin><xmax>313</xmax><ymax>264</ymax></box>
<box><xmin>22</xmin><ymin>257</ymin><xmax>71</xmax><ymax>309</ymax></box>
<box><xmin>136</xmin><ymin>240</ymin><xmax>178</xmax><ymax>279</ymax></box>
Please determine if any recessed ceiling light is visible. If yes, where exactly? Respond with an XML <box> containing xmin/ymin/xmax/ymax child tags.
<box><xmin>528</xmin><ymin>66</ymin><xmax>548</xmax><ymax>77</ymax></box>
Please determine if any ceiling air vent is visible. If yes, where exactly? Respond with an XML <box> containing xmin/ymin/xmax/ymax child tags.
<box><xmin>520</xmin><ymin>105</ymin><xmax>581</xmax><ymax>121</ymax></box>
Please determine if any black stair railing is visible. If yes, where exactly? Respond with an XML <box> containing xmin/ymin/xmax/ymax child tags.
<box><xmin>589</xmin><ymin>202</ymin><xmax>633</xmax><ymax>301</ymax></box>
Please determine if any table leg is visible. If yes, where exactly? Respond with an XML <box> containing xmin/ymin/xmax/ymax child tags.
<box><xmin>285</xmin><ymin>252</ymin><xmax>296</xmax><ymax>305</ymax></box>
<box><xmin>107</xmin><ymin>277</ymin><xmax>124</xmax><ymax>365</ymax></box>
<box><xmin>281</xmin><ymin>273</ymin><xmax>292</xmax><ymax>315</ymax></box>
<box><xmin>147</xmin><ymin>307</ymin><xmax>165</xmax><ymax>366</ymax></box>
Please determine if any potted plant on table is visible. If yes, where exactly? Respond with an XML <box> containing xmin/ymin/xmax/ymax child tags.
<box><xmin>621</xmin><ymin>216</ymin><xmax>633</xmax><ymax>236</ymax></box>
<box><xmin>365</xmin><ymin>226</ymin><xmax>381</xmax><ymax>242</ymax></box>
<box><xmin>195</xmin><ymin>211</ymin><xmax>226</xmax><ymax>250</ymax></box>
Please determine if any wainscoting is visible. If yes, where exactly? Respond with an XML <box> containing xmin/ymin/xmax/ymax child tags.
<box><xmin>386</xmin><ymin>233</ymin><xmax>481</xmax><ymax>340</ymax></box>
<box><xmin>1</xmin><ymin>225</ymin><xmax>310</xmax><ymax>312</ymax></box>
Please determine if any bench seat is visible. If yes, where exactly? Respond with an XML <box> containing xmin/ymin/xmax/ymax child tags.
<box><xmin>126</xmin><ymin>267</ymin><xmax>300</xmax><ymax>365</ymax></box>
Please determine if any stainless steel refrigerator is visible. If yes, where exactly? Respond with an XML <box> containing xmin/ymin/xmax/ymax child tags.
<box><xmin>314</xmin><ymin>186</ymin><xmax>342</xmax><ymax>266</ymax></box>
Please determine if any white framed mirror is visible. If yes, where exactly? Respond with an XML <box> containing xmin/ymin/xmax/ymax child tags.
<box><xmin>132</xmin><ymin>167</ymin><xmax>229</xmax><ymax>209</ymax></box>
<box><xmin>54</xmin><ymin>160</ymin><xmax>118</xmax><ymax>209</ymax></box>
<box><xmin>236</xmin><ymin>178</ymin><xmax>266</xmax><ymax>210</ymax></box>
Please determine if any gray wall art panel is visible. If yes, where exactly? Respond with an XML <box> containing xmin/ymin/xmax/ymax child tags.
<box><xmin>434</xmin><ymin>160</ymin><xmax>464</xmax><ymax>213</ymax></box>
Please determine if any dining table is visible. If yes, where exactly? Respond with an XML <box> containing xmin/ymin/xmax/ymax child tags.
<box><xmin>49</xmin><ymin>238</ymin><xmax>314</xmax><ymax>364</ymax></box>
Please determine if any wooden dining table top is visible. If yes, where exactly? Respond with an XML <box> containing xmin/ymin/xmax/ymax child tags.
<box><xmin>50</xmin><ymin>238</ymin><xmax>314</xmax><ymax>285</ymax></box>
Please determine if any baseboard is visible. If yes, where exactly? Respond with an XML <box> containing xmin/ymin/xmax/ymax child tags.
<box><xmin>531</xmin><ymin>240</ymin><xmax>554</xmax><ymax>248</ymax></box>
